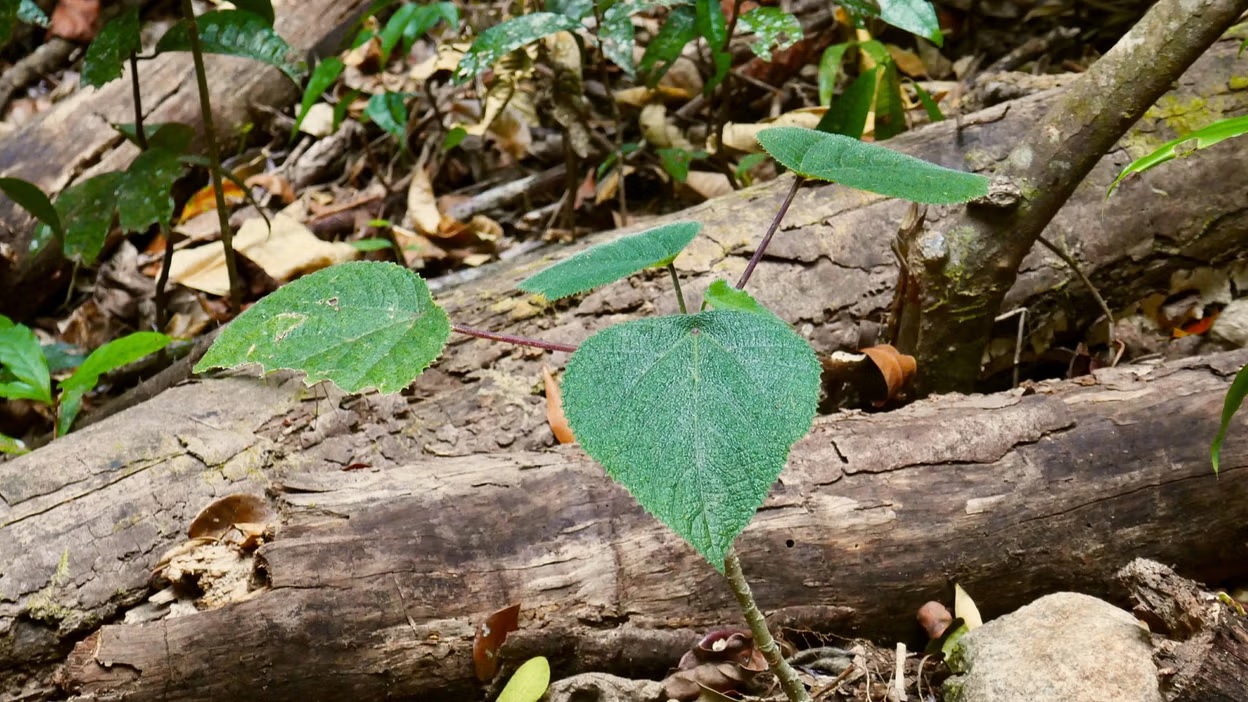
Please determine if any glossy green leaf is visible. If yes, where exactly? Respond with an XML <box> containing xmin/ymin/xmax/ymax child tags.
<box><xmin>563</xmin><ymin>310</ymin><xmax>821</xmax><ymax>568</ymax></box>
<box><xmin>1212</xmin><ymin>364</ymin><xmax>1248</xmax><ymax>474</ymax></box>
<box><xmin>229</xmin><ymin>0</ymin><xmax>274</xmax><ymax>26</ymax></box>
<box><xmin>294</xmin><ymin>57</ymin><xmax>345</xmax><ymax>135</ymax></box>
<box><xmin>0</xmin><ymin>317</ymin><xmax>52</xmax><ymax>404</ymax></box>
<box><xmin>82</xmin><ymin>6</ymin><xmax>141</xmax><ymax>88</ymax></box>
<box><xmin>365</xmin><ymin>92</ymin><xmax>409</xmax><ymax>143</ymax></box>
<box><xmin>454</xmin><ymin>13</ymin><xmax>581</xmax><ymax>83</ymax></box>
<box><xmin>117</xmin><ymin>147</ymin><xmax>184</xmax><ymax>233</ymax></box>
<box><xmin>156</xmin><ymin>10</ymin><xmax>306</xmax><ymax>83</ymax></box>
<box><xmin>518</xmin><ymin>221</ymin><xmax>701</xmax><ymax>300</ymax></box>
<box><xmin>816</xmin><ymin>66</ymin><xmax>877</xmax><ymax>139</ymax></box>
<box><xmin>738</xmin><ymin>7</ymin><xmax>802</xmax><ymax>62</ymax></box>
<box><xmin>497</xmin><ymin>657</ymin><xmax>550</xmax><ymax>702</ymax></box>
<box><xmin>57</xmin><ymin>172</ymin><xmax>124</xmax><ymax>263</ymax></box>
<box><xmin>0</xmin><ymin>177</ymin><xmax>62</xmax><ymax>236</ymax></box>
<box><xmin>695</xmin><ymin>0</ymin><xmax>730</xmax><ymax>94</ymax></box>
<box><xmin>817</xmin><ymin>42</ymin><xmax>851</xmax><ymax>106</ymax></box>
<box><xmin>879</xmin><ymin>0</ymin><xmax>941</xmax><ymax>45</ymax></box>
<box><xmin>1109</xmin><ymin>115</ymin><xmax>1248</xmax><ymax>196</ymax></box>
<box><xmin>0</xmin><ymin>432</ymin><xmax>27</xmax><ymax>455</ymax></box>
<box><xmin>756</xmin><ymin>126</ymin><xmax>989</xmax><ymax>204</ymax></box>
<box><xmin>196</xmin><ymin>261</ymin><xmax>451</xmax><ymax>394</ymax></box>
<box><xmin>701</xmin><ymin>279</ymin><xmax>776</xmax><ymax>317</ymax></box>
<box><xmin>56</xmin><ymin>332</ymin><xmax>171</xmax><ymax>436</ymax></box>
<box><xmin>18</xmin><ymin>0</ymin><xmax>47</xmax><ymax>27</ymax></box>
<box><xmin>638</xmin><ymin>4</ymin><xmax>696</xmax><ymax>87</ymax></box>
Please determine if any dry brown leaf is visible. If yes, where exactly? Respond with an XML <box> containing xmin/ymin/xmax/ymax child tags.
<box><xmin>180</xmin><ymin>179</ymin><xmax>247</xmax><ymax>224</ymax></box>
<box><xmin>410</xmin><ymin>43</ymin><xmax>466</xmax><ymax>81</ymax></box>
<box><xmin>886</xmin><ymin>44</ymin><xmax>928</xmax><ymax>78</ymax></box>
<box><xmin>473</xmin><ymin>603</ymin><xmax>521</xmax><ymax>682</ymax></box>
<box><xmin>405</xmin><ymin>168</ymin><xmax>443</xmax><ymax>235</ymax></box>
<box><xmin>298</xmin><ymin>102</ymin><xmax>336</xmax><ymax>137</ymax></box>
<box><xmin>721</xmin><ymin>108</ymin><xmax>825</xmax><ymax>152</ymax></box>
<box><xmin>639</xmin><ymin>103</ymin><xmax>693</xmax><ymax>150</ymax></box>
<box><xmin>683</xmin><ymin>171</ymin><xmax>733</xmax><ymax>200</ymax></box>
<box><xmin>245</xmin><ymin>173</ymin><xmax>296</xmax><ymax>204</ymax></box>
<box><xmin>543</xmin><ymin>366</ymin><xmax>575</xmax><ymax>444</ymax></box>
<box><xmin>188</xmin><ymin>494</ymin><xmax>275</xmax><ymax>541</ymax></box>
<box><xmin>917</xmin><ymin>601</ymin><xmax>953</xmax><ymax>640</ymax></box>
<box><xmin>860</xmin><ymin>344</ymin><xmax>917</xmax><ymax>403</ymax></box>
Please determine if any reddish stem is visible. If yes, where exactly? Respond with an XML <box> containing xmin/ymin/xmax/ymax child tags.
<box><xmin>451</xmin><ymin>324</ymin><xmax>577</xmax><ymax>353</ymax></box>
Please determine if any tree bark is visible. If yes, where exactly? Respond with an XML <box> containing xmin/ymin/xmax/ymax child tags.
<box><xmin>895</xmin><ymin>0</ymin><xmax>1248</xmax><ymax>394</ymax></box>
<box><xmin>1</xmin><ymin>347</ymin><xmax>1243</xmax><ymax>700</ymax></box>
<box><xmin>0</xmin><ymin>0</ymin><xmax>370</xmax><ymax>320</ymax></box>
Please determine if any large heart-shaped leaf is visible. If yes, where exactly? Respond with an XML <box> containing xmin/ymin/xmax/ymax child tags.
<box><xmin>562</xmin><ymin>310</ymin><xmax>821</xmax><ymax>569</ymax></box>
<box><xmin>519</xmin><ymin>221</ymin><xmax>700</xmax><ymax>301</ymax></box>
<box><xmin>757</xmin><ymin>126</ymin><xmax>988</xmax><ymax>204</ymax></box>
<box><xmin>196</xmin><ymin>261</ymin><xmax>450</xmax><ymax>393</ymax></box>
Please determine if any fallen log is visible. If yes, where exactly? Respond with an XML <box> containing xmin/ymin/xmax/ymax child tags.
<box><xmin>4</xmin><ymin>347</ymin><xmax>1243</xmax><ymax>700</ymax></box>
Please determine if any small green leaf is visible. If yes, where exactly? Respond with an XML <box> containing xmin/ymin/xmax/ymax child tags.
<box><xmin>912</xmin><ymin>80</ymin><xmax>944</xmax><ymax>122</ymax></box>
<box><xmin>695</xmin><ymin>0</ymin><xmax>730</xmax><ymax>94</ymax></box>
<box><xmin>117</xmin><ymin>147</ymin><xmax>184</xmax><ymax>233</ymax></box>
<box><xmin>1212</xmin><ymin>364</ymin><xmax>1248</xmax><ymax>474</ymax></box>
<box><xmin>701</xmin><ymin>279</ymin><xmax>776</xmax><ymax>317</ymax></box>
<box><xmin>454</xmin><ymin>13</ymin><xmax>582</xmax><ymax>83</ymax></box>
<box><xmin>333</xmin><ymin>89</ymin><xmax>360</xmax><ymax>131</ymax></box>
<box><xmin>638</xmin><ymin>4</ymin><xmax>697</xmax><ymax>87</ymax></box>
<box><xmin>82</xmin><ymin>6</ymin><xmax>142</xmax><ymax>88</ymax></box>
<box><xmin>57</xmin><ymin>332</ymin><xmax>171</xmax><ymax>436</ymax></box>
<box><xmin>379</xmin><ymin>3</ymin><xmax>456</xmax><ymax>64</ymax></box>
<box><xmin>196</xmin><ymin>261</ymin><xmax>451</xmax><ymax>394</ymax></box>
<box><xmin>156</xmin><ymin>10</ymin><xmax>307</xmax><ymax>83</ymax></box>
<box><xmin>497</xmin><ymin>657</ymin><xmax>551</xmax><ymax>702</ymax></box>
<box><xmin>443</xmin><ymin>126</ymin><xmax>467</xmax><ymax>150</ymax></box>
<box><xmin>402</xmin><ymin>3</ymin><xmax>456</xmax><ymax>53</ymax></box>
<box><xmin>738</xmin><ymin>7</ymin><xmax>802</xmax><ymax>62</ymax></box>
<box><xmin>0</xmin><ymin>176</ymin><xmax>62</xmax><ymax>236</ymax></box>
<box><xmin>878</xmin><ymin>0</ymin><xmax>941</xmax><ymax>46</ymax></box>
<box><xmin>1109</xmin><ymin>115</ymin><xmax>1248</xmax><ymax>196</ymax></box>
<box><xmin>18</xmin><ymin>0</ymin><xmax>48</xmax><ymax>27</ymax></box>
<box><xmin>57</xmin><ymin>172</ymin><xmax>125</xmax><ymax>263</ymax></box>
<box><xmin>518</xmin><ymin>221</ymin><xmax>701</xmax><ymax>300</ymax></box>
<box><xmin>229</xmin><ymin>0</ymin><xmax>274</xmax><ymax>26</ymax></box>
<box><xmin>294</xmin><ymin>57</ymin><xmax>345</xmax><ymax>135</ymax></box>
<box><xmin>563</xmin><ymin>310</ymin><xmax>821</xmax><ymax>568</ymax></box>
<box><xmin>873</xmin><ymin>56</ymin><xmax>906</xmax><ymax>139</ymax></box>
<box><xmin>600</xmin><ymin>1</ymin><xmax>640</xmax><ymax>77</ymax></box>
<box><xmin>365</xmin><ymin>92</ymin><xmax>410</xmax><ymax>143</ymax></box>
<box><xmin>350</xmin><ymin>237</ymin><xmax>394</xmax><ymax>252</ymax></box>
<box><xmin>658</xmin><ymin>148</ymin><xmax>703</xmax><ymax>183</ymax></box>
<box><xmin>0</xmin><ymin>432</ymin><xmax>27</xmax><ymax>455</ymax></box>
<box><xmin>817</xmin><ymin>42</ymin><xmax>851</xmax><ymax>106</ymax></box>
<box><xmin>816</xmin><ymin>66</ymin><xmax>877</xmax><ymax>139</ymax></box>
<box><xmin>734</xmin><ymin>152</ymin><xmax>768</xmax><ymax>181</ymax></box>
<box><xmin>0</xmin><ymin>318</ymin><xmax>52</xmax><ymax>404</ymax></box>
<box><xmin>756</xmin><ymin>126</ymin><xmax>989</xmax><ymax>204</ymax></box>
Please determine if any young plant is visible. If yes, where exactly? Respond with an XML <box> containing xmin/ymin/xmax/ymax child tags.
<box><xmin>194</xmin><ymin>128</ymin><xmax>987</xmax><ymax>700</ymax></box>
<box><xmin>0</xmin><ymin>315</ymin><xmax>171</xmax><ymax>451</ymax></box>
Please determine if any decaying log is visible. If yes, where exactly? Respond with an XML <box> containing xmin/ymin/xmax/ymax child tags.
<box><xmin>0</xmin><ymin>0</ymin><xmax>371</xmax><ymax>319</ymax></box>
<box><xmin>2</xmin><ymin>345</ymin><xmax>1244</xmax><ymax>700</ymax></box>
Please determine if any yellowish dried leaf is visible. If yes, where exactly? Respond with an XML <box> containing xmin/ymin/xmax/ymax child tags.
<box><xmin>405</xmin><ymin>168</ymin><xmax>443</xmax><ymax>235</ymax></box>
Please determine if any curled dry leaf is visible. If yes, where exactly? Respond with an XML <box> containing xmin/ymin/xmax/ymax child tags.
<box><xmin>721</xmin><ymin>107</ymin><xmax>824</xmax><ymax>152</ymax></box>
<box><xmin>662</xmin><ymin>629</ymin><xmax>767</xmax><ymax>701</ymax></box>
<box><xmin>474</xmin><ymin>602</ymin><xmax>522</xmax><ymax>682</ymax></box>
<box><xmin>188</xmin><ymin>493</ymin><xmax>275</xmax><ymax>541</ymax></box>
<box><xmin>917</xmin><ymin>601</ymin><xmax>953</xmax><ymax>640</ymax></box>
<box><xmin>405</xmin><ymin>167</ymin><xmax>444</xmax><ymax>236</ymax></box>
<box><xmin>543</xmin><ymin>366</ymin><xmax>575</xmax><ymax>444</ymax></box>
<box><xmin>860</xmin><ymin>344</ymin><xmax>917</xmax><ymax>403</ymax></box>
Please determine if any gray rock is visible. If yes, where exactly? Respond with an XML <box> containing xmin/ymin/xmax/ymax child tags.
<box><xmin>944</xmin><ymin>592</ymin><xmax>1162</xmax><ymax>702</ymax></box>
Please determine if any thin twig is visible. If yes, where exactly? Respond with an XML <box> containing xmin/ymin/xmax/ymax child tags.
<box><xmin>736</xmin><ymin>176</ymin><xmax>802</xmax><ymax>289</ymax></box>
<box><xmin>723</xmin><ymin>548</ymin><xmax>812</xmax><ymax>702</ymax></box>
<box><xmin>451</xmin><ymin>323</ymin><xmax>577</xmax><ymax>353</ymax></box>
<box><xmin>182</xmin><ymin>0</ymin><xmax>241</xmax><ymax>313</ymax></box>
<box><xmin>668</xmin><ymin>263</ymin><xmax>687</xmax><ymax>314</ymax></box>
<box><xmin>1036</xmin><ymin>234</ymin><xmax>1117</xmax><ymax>364</ymax></box>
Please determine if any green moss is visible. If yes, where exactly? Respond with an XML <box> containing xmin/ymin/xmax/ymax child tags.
<box><xmin>1230</xmin><ymin>75</ymin><xmax>1248</xmax><ymax>92</ymax></box>
<box><xmin>25</xmin><ymin>550</ymin><xmax>74</xmax><ymax>625</ymax></box>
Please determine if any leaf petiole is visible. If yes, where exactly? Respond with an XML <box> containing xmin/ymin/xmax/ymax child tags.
<box><xmin>668</xmin><ymin>263</ymin><xmax>688</xmax><ymax>314</ymax></box>
<box><xmin>451</xmin><ymin>324</ymin><xmax>577</xmax><ymax>354</ymax></box>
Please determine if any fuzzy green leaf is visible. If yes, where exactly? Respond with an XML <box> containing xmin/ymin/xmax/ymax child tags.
<box><xmin>756</xmin><ymin>126</ymin><xmax>989</xmax><ymax>204</ymax></box>
<box><xmin>879</xmin><ymin>0</ymin><xmax>941</xmax><ymax>45</ymax></box>
<box><xmin>497</xmin><ymin>657</ymin><xmax>550</xmax><ymax>702</ymax></box>
<box><xmin>56</xmin><ymin>332</ymin><xmax>171</xmax><ymax>436</ymax></box>
<box><xmin>1212</xmin><ymin>364</ymin><xmax>1248</xmax><ymax>474</ymax></box>
<box><xmin>701</xmin><ymin>280</ymin><xmax>776</xmax><ymax>317</ymax></box>
<box><xmin>519</xmin><ymin>221</ymin><xmax>701</xmax><ymax>300</ymax></box>
<box><xmin>454</xmin><ymin>13</ymin><xmax>581</xmax><ymax>83</ymax></box>
<box><xmin>0</xmin><ymin>317</ymin><xmax>52</xmax><ymax>404</ymax></box>
<box><xmin>294</xmin><ymin>57</ymin><xmax>344</xmax><ymax>135</ymax></box>
<box><xmin>638</xmin><ymin>4</ymin><xmax>696</xmax><ymax>86</ymax></box>
<box><xmin>1109</xmin><ymin>115</ymin><xmax>1248</xmax><ymax>196</ymax></box>
<box><xmin>563</xmin><ymin>310</ymin><xmax>820</xmax><ymax>568</ymax></box>
<box><xmin>58</xmin><ymin>172</ymin><xmax>124</xmax><ymax>263</ymax></box>
<box><xmin>82</xmin><ymin>6</ymin><xmax>142</xmax><ymax>88</ymax></box>
<box><xmin>738</xmin><ymin>7</ymin><xmax>801</xmax><ymax>62</ymax></box>
<box><xmin>117</xmin><ymin>147</ymin><xmax>184</xmax><ymax>233</ymax></box>
<box><xmin>0</xmin><ymin>176</ymin><xmax>62</xmax><ymax>236</ymax></box>
<box><xmin>156</xmin><ymin>10</ymin><xmax>306</xmax><ymax>83</ymax></box>
<box><xmin>196</xmin><ymin>261</ymin><xmax>450</xmax><ymax>394</ymax></box>
<box><xmin>365</xmin><ymin>92</ymin><xmax>410</xmax><ymax>143</ymax></box>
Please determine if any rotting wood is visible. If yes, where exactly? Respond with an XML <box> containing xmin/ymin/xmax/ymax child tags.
<box><xmin>5</xmin><ymin>348</ymin><xmax>1244</xmax><ymax>700</ymax></box>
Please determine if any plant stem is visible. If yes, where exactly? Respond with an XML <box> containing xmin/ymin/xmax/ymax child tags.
<box><xmin>735</xmin><ymin>175</ymin><xmax>802</xmax><ymax>290</ymax></box>
<box><xmin>723</xmin><ymin>548</ymin><xmax>811</xmax><ymax>702</ymax></box>
<box><xmin>181</xmin><ymin>0</ymin><xmax>241</xmax><ymax>314</ymax></box>
<box><xmin>668</xmin><ymin>263</ymin><xmax>687</xmax><ymax>314</ymax></box>
<box><xmin>451</xmin><ymin>324</ymin><xmax>577</xmax><ymax>353</ymax></box>
<box><xmin>129</xmin><ymin>49</ymin><xmax>176</xmax><ymax>335</ymax></box>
